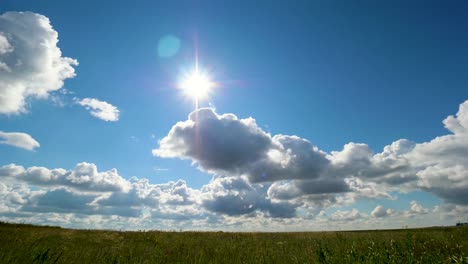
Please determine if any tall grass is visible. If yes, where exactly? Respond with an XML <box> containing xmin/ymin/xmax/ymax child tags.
<box><xmin>0</xmin><ymin>222</ymin><xmax>467</xmax><ymax>263</ymax></box>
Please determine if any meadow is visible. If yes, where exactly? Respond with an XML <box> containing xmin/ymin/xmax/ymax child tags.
<box><xmin>0</xmin><ymin>222</ymin><xmax>467</xmax><ymax>263</ymax></box>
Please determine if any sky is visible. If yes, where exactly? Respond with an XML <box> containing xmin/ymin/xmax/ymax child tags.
<box><xmin>1</xmin><ymin>0</ymin><xmax>468</xmax><ymax>231</ymax></box>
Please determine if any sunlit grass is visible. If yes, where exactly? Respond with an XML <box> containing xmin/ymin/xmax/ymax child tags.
<box><xmin>0</xmin><ymin>222</ymin><xmax>467</xmax><ymax>263</ymax></box>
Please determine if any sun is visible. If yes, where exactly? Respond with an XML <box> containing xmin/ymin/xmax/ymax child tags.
<box><xmin>179</xmin><ymin>70</ymin><xmax>214</xmax><ymax>101</ymax></box>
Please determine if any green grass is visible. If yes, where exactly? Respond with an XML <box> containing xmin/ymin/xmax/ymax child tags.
<box><xmin>0</xmin><ymin>222</ymin><xmax>467</xmax><ymax>263</ymax></box>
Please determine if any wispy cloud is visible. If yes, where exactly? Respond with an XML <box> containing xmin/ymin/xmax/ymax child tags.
<box><xmin>153</xmin><ymin>166</ymin><xmax>169</xmax><ymax>172</ymax></box>
<box><xmin>0</xmin><ymin>131</ymin><xmax>40</xmax><ymax>151</ymax></box>
<box><xmin>76</xmin><ymin>98</ymin><xmax>120</xmax><ymax>122</ymax></box>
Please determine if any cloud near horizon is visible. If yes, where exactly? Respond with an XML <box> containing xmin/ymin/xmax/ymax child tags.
<box><xmin>0</xmin><ymin>11</ymin><xmax>78</xmax><ymax>114</ymax></box>
<box><xmin>0</xmin><ymin>162</ymin><xmax>202</xmax><ymax>219</ymax></box>
<box><xmin>1</xmin><ymin>160</ymin><xmax>464</xmax><ymax>231</ymax></box>
<box><xmin>1</xmin><ymin>100</ymin><xmax>467</xmax><ymax>230</ymax></box>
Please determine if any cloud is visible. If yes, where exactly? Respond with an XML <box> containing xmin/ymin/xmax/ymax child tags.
<box><xmin>152</xmin><ymin>108</ymin><xmax>403</xmax><ymax>208</ymax></box>
<box><xmin>416</xmin><ymin>165</ymin><xmax>468</xmax><ymax>204</ymax></box>
<box><xmin>153</xmin><ymin>108</ymin><xmax>346</xmax><ymax>205</ymax></box>
<box><xmin>153</xmin><ymin>109</ymin><xmax>331</xmax><ymax>184</ymax></box>
<box><xmin>201</xmin><ymin>176</ymin><xmax>296</xmax><ymax>218</ymax></box>
<box><xmin>0</xmin><ymin>162</ymin><xmax>207</xmax><ymax>220</ymax></box>
<box><xmin>345</xmin><ymin>177</ymin><xmax>394</xmax><ymax>201</ymax></box>
<box><xmin>153</xmin><ymin>108</ymin><xmax>272</xmax><ymax>171</ymax></box>
<box><xmin>0</xmin><ymin>12</ymin><xmax>78</xmax><ymax>114</ymax></box>
<box><xmin>405</xmin><ymin>101</ymin><xmax>468</xmax><ymax>204</ymax></box>
<box><xmin>432</xmin><ymin>203</ymin><xmax>468</xmax><ymax>221</ymax></box>
<box><xmin>77</xmin><ymin>98</ymin><xmax>120</xmax><ymax>122</ymax></box>
<box><xmin>328</xmin><ymin>140</ymin><xmax>416</xmax><ymax>185</ymax></box>
<box><xmin>409</xmin><ymin>200</ymin><xmax>429</xmax><ymax>215</ymax></box>
<box><xmin>0</xmin><ymin>160</ymin><xmax>467</xmax><ymax>231</ymax></box>
<box><xmin>154</xmin><ymin>100</ymin><xmax>468</xmax><ymax>207</ymax></box>
<box><xmin>0</xmin><ymin>131</ymin><xmax>40</xmax><ymax>150</ymax></box>
<box><xmin>0</xmin><ymin>182</ymin><xmax>28</xmax><ymax>211</ymax></box>
<box><xmin>153</xmin><ymin>166</ymin><xmax>169</xmax><ymax>172</ymax></box>
<box><xmin>2</xmin><ymin>99</ymin><xmax>468</xmax><ymax>229</ymax></box>
<box><xmin>330</xmin><ymin>209</ymin><xmax>365</xmax><ymax>222</ymax></box>
<box><xmin>371</xmin><ymin>205</ymin><xmax>394</xmax><ymax>218</ymax></box>
<box><xmin>0</xmin><ymin>161</ymin><xmax>297</xmax><ymax>222</ymax></box>
<box><xmin>443</xmin><ymin>101</ymin><xmax>468</xmax><ymax>136</ymax></box>
<box><xmin>0</xmin><ymin>162</ymin><xmax>131</xmax><ymax>192</ymax></box>
<box><xmin>22</xmin><ymin>188</ymin><xmax>96</xmax><ymax>214</ymax></box>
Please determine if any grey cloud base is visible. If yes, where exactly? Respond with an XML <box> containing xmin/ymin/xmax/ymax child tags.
<box><xmin>153</xmin><ymin>101</ymin><xmax>468</xmax><ymax>208</ymax></box>
<box><xmin>0</xmin><ymin>162</ymin><xmax>211</xmax><ymax>226</ymax></box>
<box><xmin>1</xmin><ymin>100</ymin><xmax>468</xmax><ymax>230</ymax></box>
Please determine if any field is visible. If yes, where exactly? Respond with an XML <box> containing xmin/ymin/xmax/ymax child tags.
<box><xmin>0</xmin><ymin>222</ymin><xmax>467</xmax><ymax>263</ymax></box>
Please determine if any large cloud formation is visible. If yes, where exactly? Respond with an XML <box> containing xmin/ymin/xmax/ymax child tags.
<box><xmin>5</xmin><ymin>100</ymin><xmax>465</xmax><ymax>229</ymax></box>
<box><xmin>153</xmin><ymin>109</ymin><xmax>336</xmax><ymax>192</ymax></box>
<box><xmin>153</xmin><ymin>100</ymin><xmax>468</xmax><ymax>210</ymax></box>
<box><xmin>0</xmin><ymin>162</ymin><xmax>204</xmax><ymax>220</ymax></box>
<box><xmin>0</xmin><ymin>11</ymin><xmax>78</xmax><ymax>114</ymax></box>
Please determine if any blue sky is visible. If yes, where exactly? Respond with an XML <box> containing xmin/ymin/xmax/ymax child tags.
<box><xmin>1</xmin><ymin>1</ymin><xmax>468</xmax><ymax>230</ymax></box>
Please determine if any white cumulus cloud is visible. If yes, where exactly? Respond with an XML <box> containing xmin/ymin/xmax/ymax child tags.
<box><xmin>330</xmin><ymin>209</ymin><xmax>365</xmax><ymax>222</ymax></box>
<box><xmin>371</xmin><ymin>205</ymin><xmax>394</xmax><ymax>218</ymax></box>
<box><xmin>0</xmin><ymin>162</ymin><xmax>204</xmax><ymax>219</ymax></box>
<box><xmin>0</xmin><ymin>12</ymin><xmax>78</xmax><ymax>114</ymax></box>
<box><xmin>77</xmin><ymin>98</ymin><xmax>120</xmax><ymax>122</ymax></box>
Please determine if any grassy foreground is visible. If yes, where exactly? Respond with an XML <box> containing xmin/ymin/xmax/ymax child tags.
<box><xmin>1</xmin><ymin>222</ymin><xmax>467</xmax><ymax>263</ymax></box>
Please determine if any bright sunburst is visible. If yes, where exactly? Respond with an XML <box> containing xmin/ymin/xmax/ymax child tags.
<box><xmin>179</xmin><ymin>70</ymin><xmax>214</xmax><ymax>101</ymax></box>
